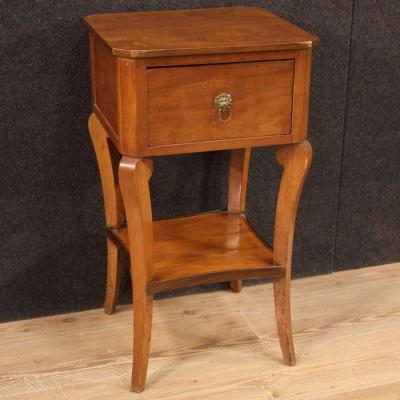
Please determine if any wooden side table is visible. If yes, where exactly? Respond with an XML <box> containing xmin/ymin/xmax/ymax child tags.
<box><xmin>85</xmin><ymin>7</ymin><xmax>318</xmax><ymax>392</ymax></box>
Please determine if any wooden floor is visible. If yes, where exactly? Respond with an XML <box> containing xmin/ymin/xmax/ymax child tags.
<box><xmin>1</xmin><ymin>263</ymin><xmax>399</xmax><ymax>399</ymax></box>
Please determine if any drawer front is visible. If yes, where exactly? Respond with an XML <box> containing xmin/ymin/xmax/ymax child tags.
<box><xmin>147</xmin><ymin>60</ymin><xmax>294</xmax><ymax>147</ymax></box>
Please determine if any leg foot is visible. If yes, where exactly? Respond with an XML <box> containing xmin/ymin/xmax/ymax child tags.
<box><xmin>273</xmin><ymin>275</ymin><xmax>296</xmax><ymax>366</ymax></box>
<box><xmin>131</xmin><ymin>293</ymin><xmax>153</xmax><ymax>393</ymax></box>
<box><xmin>104</xmin><ymin>238</ymin><xmax>122</xmax><ymax>315</ymax></box>
<box><xmin>230</xmin><ymin>280</ymin><xmax>242</xmax><ymax>293</ymax></box>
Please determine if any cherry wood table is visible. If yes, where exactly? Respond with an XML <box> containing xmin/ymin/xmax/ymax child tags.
<box><xmin>85</xmin><ymin>7</ymin><xmax>318</xmax><ymax>393</ymax></box>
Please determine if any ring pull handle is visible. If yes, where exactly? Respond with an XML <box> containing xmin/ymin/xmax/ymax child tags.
<box><xmin>214</xmin><ymin>92</ymin><xmax>233</xmax><ymax>123</ymax></box>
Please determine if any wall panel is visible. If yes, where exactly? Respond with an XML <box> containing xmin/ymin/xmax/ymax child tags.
<box><xmin>334</xmin><ymin>1</ymin><xmax>400</xmax><ymax>270</ymax></box>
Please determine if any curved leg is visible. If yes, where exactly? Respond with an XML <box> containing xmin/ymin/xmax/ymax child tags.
<box><xmin>119</xmin><ymin>156</ymin><xmax>154</xmax><ymax>393</ymax></box>
<box><xmin>88</xmin><ymin>113</ymin><xmax>125</xmax><ymax>314</ymax></box>
<box><xmin>273</xmin><ymin>140</ymin><xmax>313</xmax><ymax>366</ymax></box>
<box><xmin>228</xmin><ymin>148</ymin><xmax>251</xmax><ymax>293</ymax></box>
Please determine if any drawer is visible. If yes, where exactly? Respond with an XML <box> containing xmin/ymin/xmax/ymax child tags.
<box><xmin>89</xmin><ymin>32</ymin><xmax>312</xmax><ymax>157</ymax></box>
<box><xmin>147</xmin><ymin>60</ymin><xmax>294</xmax><ymax>147</ymax></box>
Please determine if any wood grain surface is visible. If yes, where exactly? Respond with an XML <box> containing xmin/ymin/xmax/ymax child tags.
<box><xmin>147</xmin><ymin>60</ymin><xmax>294</xmax><ymax>146</ymax></box>
<box><xmin>272</xmin><ymin>140</ymin><xmax>313</xmax><ymax>367</ymax></box>
<box><xmin>89</xmin><ymin>33</ymin><xmax>118</xmax><ymax>141</ymax></box>
<box><xmin>84</xmin><ymin>7</ymin><xmax>319</xmax><ymax>58</ymax></box>
<box><xmin>109</xmin><ymin>212</ymin><xmax>284</xmax><ymax>294</ymax></box>
<box><xmin>88</xmin><ymin>44</ymin><xmax>314</xmax><ymax>157</ymax></box>
<box><xmin>88</xmin><ymin>114</ymin><xmax>124</xmax><ymax>315</ymax></box>
<box><xmin>119</xmin><ymin>157</ymin><xmax>154</xmax><ymax>392</ymax></box>
<box><xmin>1</xmin><ymin>263</ymin><xmax>399</xmax><ymax>399</ymax></box>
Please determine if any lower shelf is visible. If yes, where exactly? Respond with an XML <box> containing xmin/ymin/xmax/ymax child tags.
<box><xmin>109</xmin><ymin>212</ymin><xmax>285</xmax><ymax>293</ymax></box>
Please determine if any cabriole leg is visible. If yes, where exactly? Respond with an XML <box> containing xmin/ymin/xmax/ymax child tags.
<box><xmin>88</xmin><ymin>113</ymin><xmax>125</xmax><ymax>314</ymax></box>
<box><xmin>273</xmin><ymin>140</ymin><xmax>313</xmax><ymax>366</ymax></box>
<box><xmin>118</xmin><ymin>156</ymin><xmax>154</xmax><ymax>393</ymax></box>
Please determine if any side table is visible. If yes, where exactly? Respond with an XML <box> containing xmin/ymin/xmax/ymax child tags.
<box><xmin>85</xmin><ymin>7</ymin><xmax>318</xmax><ymax>392</ymax></box>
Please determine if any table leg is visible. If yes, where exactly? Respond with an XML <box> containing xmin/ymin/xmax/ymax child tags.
<box><xmin>228</xmin><ymin>148</ymin><xmax>251</xmax><ymax>293</ymax></box>
<box><xmin>88</xmin><ymin>114</ymin><xmax>124</xmax><ymax>314</ymax></box>
<box><xmin>119</xmin><ymin>156</ymin><xmax>154</xmax><ymax>393</ymax></box>
<box><xmin>273</xmin><ymin>140</ymin><xmax>313</xmax><ymax>366</ymax></box>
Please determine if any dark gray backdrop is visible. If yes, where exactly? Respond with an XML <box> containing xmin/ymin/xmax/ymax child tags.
<box><xmin>1</xmin><ymin>1</ymin><xmax>399</xmax><ymax>322</ymax></box>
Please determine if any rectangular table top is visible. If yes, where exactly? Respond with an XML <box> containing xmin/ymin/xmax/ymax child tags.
<box><xmin>84</xmin><ymin>7</ymin><xmax>319</xmax><ymax>58</ymax></box>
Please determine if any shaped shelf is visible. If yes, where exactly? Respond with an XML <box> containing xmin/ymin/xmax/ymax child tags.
<box><xmin>108</xmin><ymin>212</ymin><xmax>284</xmax><ymax>293</ymax></box>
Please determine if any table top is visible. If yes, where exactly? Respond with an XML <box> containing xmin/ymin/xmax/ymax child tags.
<box><xmin>84</xmin><ymin>7</ymin><xmax>319</xmax><ymax>58</ymax></box>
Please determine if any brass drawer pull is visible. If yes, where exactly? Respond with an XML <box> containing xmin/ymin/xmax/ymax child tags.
<box><xmin>214</xmin><ymin>92</ymin><xmax>232</xmax><ymax>122</ymax></box>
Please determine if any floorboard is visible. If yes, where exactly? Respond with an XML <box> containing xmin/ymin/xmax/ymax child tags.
<box><xmin>0</xmin><ymin>263</ymin><xmax>399</xmax><ymax>399</ymax></box>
